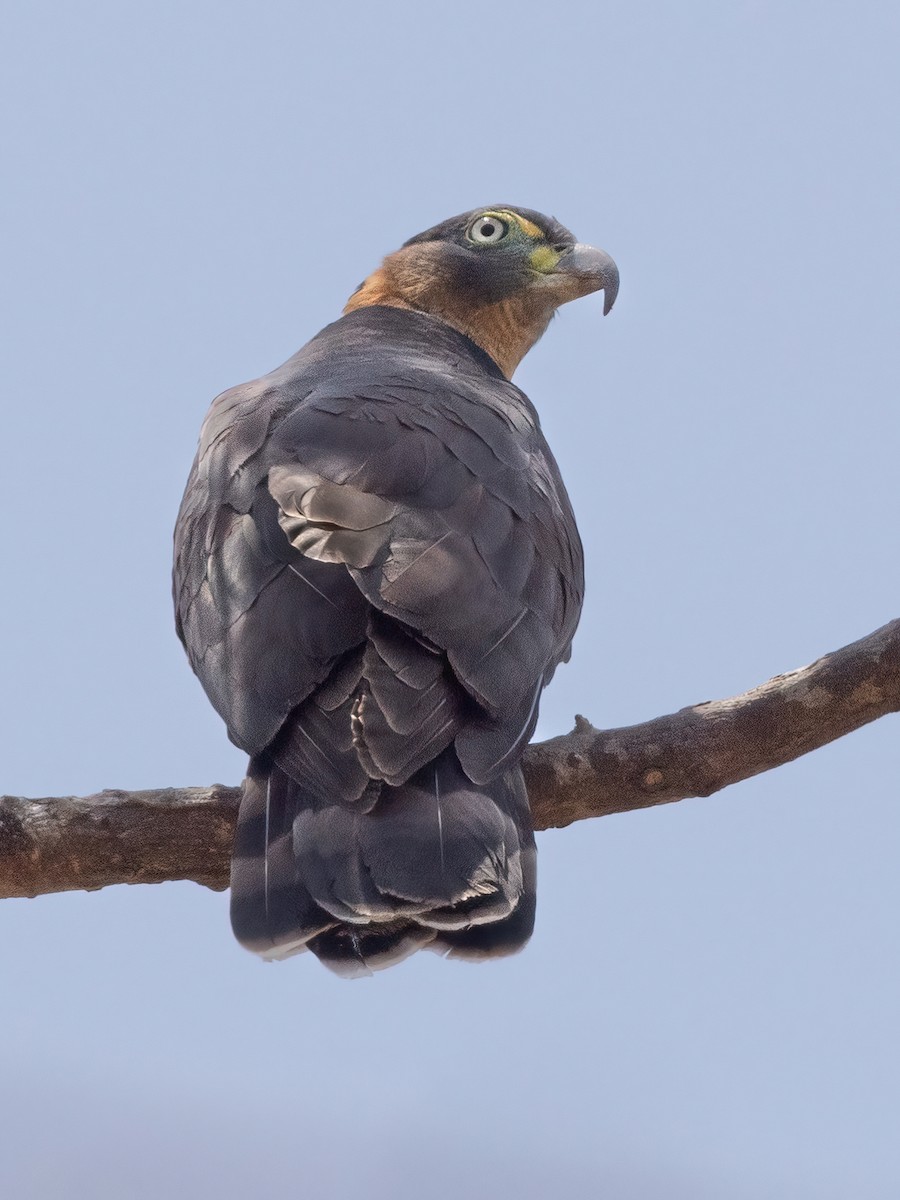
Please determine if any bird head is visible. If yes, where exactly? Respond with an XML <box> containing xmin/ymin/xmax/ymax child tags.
<box><xmin>344</xmin><ymin>206</ymin><xmax>618</xmax><ymax>378</ymax></box>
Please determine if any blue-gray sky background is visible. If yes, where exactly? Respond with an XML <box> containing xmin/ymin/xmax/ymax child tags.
<box><xmin>2</xmin><ymin>2</ymin><xmax>898</xmax><ymax>1196</ymax></box>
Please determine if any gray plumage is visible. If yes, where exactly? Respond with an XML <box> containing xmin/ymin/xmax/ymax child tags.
<box><xmin>174</xmin><ymin>302</ymin><xmax>584</xmax><ymax>975</ymax></box>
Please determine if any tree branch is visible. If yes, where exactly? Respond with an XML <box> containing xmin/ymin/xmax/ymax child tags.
<box><xmin>2</xmin><ymin>620</ymin><xmax>898</xmax><ymax>901</ymax></box>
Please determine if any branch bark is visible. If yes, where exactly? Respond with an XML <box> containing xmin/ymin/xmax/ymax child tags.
<box><xmin>2</xmin><ymin>620</ymin><xmax>898</xmax><ymax>901</ymax></box>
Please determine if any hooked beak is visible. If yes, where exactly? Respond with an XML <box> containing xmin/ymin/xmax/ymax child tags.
<box><xmin>552</xmin><ymin>244</ymin><xmax>620</xmax><ymax>314</ymax></box>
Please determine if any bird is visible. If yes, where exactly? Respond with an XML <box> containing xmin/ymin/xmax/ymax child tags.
<box><xmin>173</xmin><ymin>206</ymin><xmax>618</xmax><ymax>976</ymax></box>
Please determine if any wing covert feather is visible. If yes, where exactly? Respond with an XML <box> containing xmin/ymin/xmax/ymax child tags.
<box><xmin>174</xmin><ymin>310</ymin><xmax>583</xmax><ymax>780</ymax></box>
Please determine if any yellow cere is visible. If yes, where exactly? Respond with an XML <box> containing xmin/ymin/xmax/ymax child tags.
<box><xmin>528</xmin><ymin>244</ymin><xmax>562</xmax><ymax>274</ymax></box>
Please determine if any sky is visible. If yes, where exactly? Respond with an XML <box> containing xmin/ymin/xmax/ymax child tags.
<box><xmin>1</xmin><ymin>1</ymin><xmax>898</xmax><ymax>1196</ymax></box>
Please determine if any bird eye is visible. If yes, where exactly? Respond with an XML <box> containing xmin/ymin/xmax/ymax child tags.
<box><xmin>468</xmin><ymin>215</ymin><xmax>509</xmax><ymax>245</ymax></box>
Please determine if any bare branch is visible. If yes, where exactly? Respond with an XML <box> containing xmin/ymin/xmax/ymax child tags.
<box><xmin>0</xmin><ymin>786</ymin><xmax>237</xmax><ymax>899</ymax></box>
<box><xmin>526</xmin><ymin>618</ymin><xmax>900</xmax><ymax>829</ymax></box>
<box><xmin>2</xmin><ymin>620</ymin><xmax>898</xmax><ymax>901</ymax></box>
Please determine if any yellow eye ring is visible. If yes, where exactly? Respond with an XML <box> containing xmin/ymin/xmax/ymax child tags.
<box><xmin>468</xmin><ymin>215</ymin><xmax>509</xmax><ymax>245</ymax></box>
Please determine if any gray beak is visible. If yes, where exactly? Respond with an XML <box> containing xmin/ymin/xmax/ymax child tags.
<box><xmin>554</xmin><ymin>244</ymin><xmax>620</xmax><ymax>314</ymax></box>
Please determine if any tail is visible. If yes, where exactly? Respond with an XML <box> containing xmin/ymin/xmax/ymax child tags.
<box><xmin>229</xmin><ymin>747</ymin><xmax>536</xmax><ymax>977</ymax></box>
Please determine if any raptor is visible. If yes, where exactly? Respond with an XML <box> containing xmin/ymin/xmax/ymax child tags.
<box><xmin>173</xmin><ymin>206</ymin><xmax>618</xmax><ymax>975</ymax></box>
